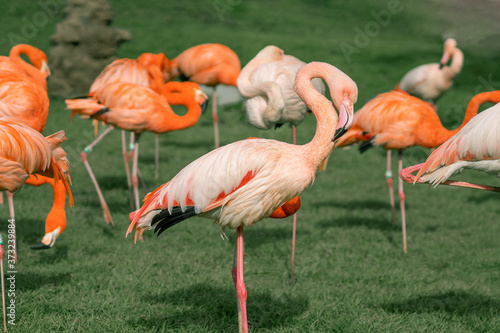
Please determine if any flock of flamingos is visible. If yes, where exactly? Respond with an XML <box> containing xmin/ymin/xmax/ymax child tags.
<box><xmin>1</xmin><ymin>39</ymin><xmax>500</xmax><ymax>332</ymax></box>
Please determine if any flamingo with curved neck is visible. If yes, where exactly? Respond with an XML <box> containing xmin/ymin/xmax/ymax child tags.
<box><xmin>0</xmin><ymin>44</ymin><xmax>50</xmax><ymax>90</ymax></box>
<box><xmin>126</xmin><ymin>62</ymin><xmax>357</xmax><ymax>333</ymax></box>
<box><xmin>65</xmin><ymin>81</ymin><xmax>208</xmax><ymax>225</ymax></box>
<box><xmin>333</xmin><ymin>89</ymin><xmax>500</xmax><ymax>253</ymax></box>
<box><xmin>396</xmin><ymin>38</ymin><xmax>463</xmax><ymax>103</ymax></box>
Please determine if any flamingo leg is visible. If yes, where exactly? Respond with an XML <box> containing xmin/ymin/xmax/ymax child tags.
<box><xmin>398</xmin><ymin>151</ymin><xmax>407</xmax><ymax>254</ymax></box>
<box><xmin>386</xmin><ymin>150</ymin><xmax>396</xmax><ymax>226</ymax></box>
<box><xmin>80</xmin><ymin>126</ymin><xmax>115</xmax><ymax>225</ymax></box>
<box><xmin>0</xmin><ymin>193</ymin><xmax>3</xmax><ymax>205</ymax></box>
<box><xmin>290</xmin><ymin>125</ymin><xmax>297</xmax><ymax>284</ymax></box>
<box><xmin>128</xmin><ymin>132</ymin><xmax>147</xmax><ymax>192</ymax></box>
<box><xmin>232</xmin><ymin>226</ymin><xmax>248</xmax><ymax>333</ymax></box>
<box><xmin>155</xmin><ymin>133</ymin><xmax>160</xmax><ymax>179</ymax></box>
<box><xmin>0</xmin><ymin>236</ymin><xmax>5</xmax><ymax>332</ymax></box>
<box><xmin>131</xmin><ymin>134</ymin><xmax>141</xmax><ymax>210</ymax></box>
<box><xmin>122</xmin><ymin>130</ymin><xmax>134</xmax><ymax>210</ymax></box>
<box><xmin>6</xmin><ymin>192</ymin><xmax>16</xmax><ymax>262</ymax></box>
<box><xmin>212</xmin><ymin>89</ymin><xmax>219</xmax><ymax>148</ymax></box>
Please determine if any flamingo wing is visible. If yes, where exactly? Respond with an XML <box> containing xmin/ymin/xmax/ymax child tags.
<box><xmin>416</xmin><ymin>102</ymin><xmax>500</xmax><ymax>184</ymax></box>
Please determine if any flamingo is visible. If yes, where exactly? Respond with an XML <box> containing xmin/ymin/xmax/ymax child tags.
<box><xmin>237</xmin><ymin>45</ymin><xmax>326</xmax><ymax>281</ymax></box>
<box><xmin>0</xmin><ymin>44</ymin><xmax>50</xmax><ymax>90</ymax></box>
<box><xmin>400</xmin><ymin>99</ymin><xmax>500</xmax><ymax>193</ymax></box>
<box><xmin>0</xmin><ymin>117</ymin><xmax>73</xmax><ymax>249</ymax></box>
<box><xmin>170</xmin><ymin>43</ymin><xmax>241</xmax><ymax>148</ymax></box>
<box><xmin>89</xmin><ymin>53</ymin><xmax>172</xmax><ymax>180</ymax></box>
<box><xmin>126</xmin><ymin>62</ymin><xmax>358</xmax><ymax>333</ymax></box>
<box><xmin>66</xmin><ymin>81</ymin><xmax>208</xmax><ymax>225</ymax></box>
<box><xmin>0</xmin><ymin>70</ymin><xmax>72</xmax><ymax>250</ymax></box>
<box><xmin>333</xmin><ymin>90</ymin><xmax>500</xmax><ymax>253</ymax></box>
<box><xmin>396</xmin><ymin>38</ymin><xmax>463</xmax><ymax>104</ymax></box>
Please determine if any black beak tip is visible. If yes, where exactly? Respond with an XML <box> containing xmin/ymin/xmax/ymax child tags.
<box><xmin>201</xmin><ymin>99</ymin><xmax>209</xmax><ymax>113</ymax></box>
<box><xmin>333</xmin><ymin>127</ymin><xmax>348</xmax><ymax>141</ymax></box>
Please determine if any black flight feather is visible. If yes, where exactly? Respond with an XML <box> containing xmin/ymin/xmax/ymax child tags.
<box><xmin>152</xmin><ymin>206</ymin><xmax>198</xmax><ymax>236</ymax></box>
<box><xmin>179</xmin><ymin>73</ymin><xmax>190</xmax><ymax>82</ymax></box>
<box><xmin>359</xmin><ymin>139</ymin><xmax>375</xmax><ymax>153</ymax></box>
<box><xmin>90</xmin><ymin>107</ymin><xmax>110</xmax><ymax>118</ymax></box>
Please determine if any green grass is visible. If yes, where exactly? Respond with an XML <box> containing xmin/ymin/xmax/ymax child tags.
<box><xmin>2</xmin><ymin>0</ymin><xmax>500</xmax><ymax>332</ymax></box>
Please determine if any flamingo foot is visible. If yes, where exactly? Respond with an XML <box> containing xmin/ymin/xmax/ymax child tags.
<box><xmin>31</xmin><ymin>227</ymin><xmax>61</xmax><ymax>250</ymax></box>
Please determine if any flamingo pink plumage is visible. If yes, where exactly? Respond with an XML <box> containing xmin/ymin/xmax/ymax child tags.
<box><xmin>126</xmin><ymin>62</ymin><xmax>358</xmax><ymax>333</ymax></box>
<box><xmin>396</xmin><ymin>38</ymin><xmax>463</xmax><ymax>104</ymax></box>
<box><xmin>401</xmin><ymin>98</ymin><xmax>500</xmax><ymax>192</ymax></box>
<box><xmin>171</xmin><ymin>43</ymin><xmax>241</xmax><ymax>148</ymax></box>
<box><xmin>333</xmin><ymin>90</ymin><xmax>500</xmax><ymax>253</ymax></box>
<box><xmin>66</xmin><ymin>81</ymin><xmax>208</xmax><ymax>225</ymax></box>
<box><xmin>0</xmin><ymin>44</ymin><xmax>50</xmax><ymax>90</ymax></box>
<box><xmin>237</xmin><ymin>45</ymin><xmax>326</xmax><ymax>281</ymax></box>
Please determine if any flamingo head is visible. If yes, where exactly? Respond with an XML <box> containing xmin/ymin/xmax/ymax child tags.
<box><xmin>439</xmin><ymin>38</ymin><xmax>457</xmax><ymax>69</ymax></box>
<box><xmin>332</xmin><ymin>87</ymin><xmax>357</xmax><ymax>141</ymax></box>
<box><xmin>162</xmin><ymin>81</ymin><xmax>209</xmax><ymax>113</ymax></box>
<box><xmin>255</xmin><ymin>45</ymin><xmax>284</xmax><ymax>63</ymax></box>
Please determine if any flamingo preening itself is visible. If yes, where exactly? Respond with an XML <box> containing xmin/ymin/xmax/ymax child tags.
<box><xmin>401</xmin><ymin>99</ymin><xmax>500</xmax><ymax>192</ymax></box>
<box><xmin>396</xmin><ymin>38</ymin><xmax>463</xmax><ymax>104</ymax></box>
<box><xmin>0</xmin><ymin>44</ymin><xmax>50</xmax><ymax>90</ymax></box>
<box><xmin>236</xmin><ymin>45</ymin><xmax>326</xmax><ymax>282</ymax></box>
<box><xmin>66</xmin><ymin>81</ymin><xmax>208</xmax><ymax>225</ymax></box>
<box><xmin>126</xmin><ymin>62</ymin><xmax>357</xmax><ymax>333</ymax></box>
<box><xmin>333</xmin><ymin>90</ymin><xmax>500</xmax><ymax>254</ymax></box>
<box><xmin>171</xmin><ymin>43</ymin><xmax>241</xmax><ymax>148</ymax></box>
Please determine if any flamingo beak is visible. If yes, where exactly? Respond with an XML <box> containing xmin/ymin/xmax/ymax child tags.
<box><xmin>41</xmin><ymin>60</ymin><xmax>51</xmax><ymax>77</ymax></box>
<box><xmin>439</xmin><ymin>51</ymin><xmax>450</xmax><ymax>69</ymax></box>
<box><xmin>333</xmin><ymin>96</ymin><xmax>354</xmax><ymax>141</ymax></box>
<box><xmin>197</xmin><ymin>90</ymin><xmax>209</xmax><ymax>113</ymax></box>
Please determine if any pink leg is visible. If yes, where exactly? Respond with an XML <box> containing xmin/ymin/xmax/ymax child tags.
<box><xmin>398</xmin><ymin>151</ymin><xmax>407</xmax><ymax>254</ymax></box>
<box><xmin>122</xmin><ymin>130</ymin><xmax>134</xmax><ymax>210</ymax></box>
<box><xmin>232</xmin><ymin>226</ymin><xmax>248</xmax><ymax>333</ymax></box>
<box><xmin>155</xmin><ymin>133</ymin><xmax>160</xmax><ymax>179</ymax></box>
<box><xmin>290</xmin><ymin>125</ymin><xmax>297</xmax><ymax>284</ymax></box>
<box><xmin>6</xmin><ymin>192</ymin><xmax>16</xmax><ymax>262</ymax></box>
<box><xmin>386</xmin><ymin>150</ymin><xmax>396</xmax><ymax>225</ymax></box>
<box><xmin>0</xmin><ymin>240</ymin><xmax>6</xmax><ymax>332</ymax></box>
<box><xmin>213</xmin><ymin>89</ymin><xmax>219</xmax><ymax>149</ymax></box>
<box><xmin>131</xmin><ymin>134</ymin><xmax>141</xmax><ymax>210</ymax></box>
<box><xmin>0</xmin><ymin>192</ymin><xmax>3</xmax><ymax>204</ymax></box>
<box><xmin>81</xmin><ymin>127</ymin><xmax>115</xmax><ymax>225</ymax></box>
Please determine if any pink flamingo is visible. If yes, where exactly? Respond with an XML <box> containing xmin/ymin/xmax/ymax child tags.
<box><xmin>401</xmin><ymin>100</ymin><xmax>500</xmax><ymax>192</ymax></box>
<box><xmin>171</xmin><ymin>43</ymin><xmax>241</xmax><ymax>148</ymax></box>
<box><xmin>396</xmin><ymin>38</ymin><xmax>463</xmax><ymax>104</ymax></box>
<box><xmin>126</xmin><ymin>62</ymin><xmax>358</xmax><ymax>333</ymax></box>
<box><xmin>237</xmin><ymin>45</ymin><xmax>326</xmax><ymax>282</ymax></box>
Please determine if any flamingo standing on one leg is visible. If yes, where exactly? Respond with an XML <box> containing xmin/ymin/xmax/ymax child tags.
<box><xmin>126</xmin><ymin>62</ymin><xmax>358</xmax><ymax>333</ymax></box>
<box><xmin>66</xmin><ymin>81</ymin><xmax>208</xmax><ymax>224</ymax></box>
<box><xmin>237</xmin><ymin>45</ymin><xmax>326</xmax><ymax>282</ymax></box>
<box><xmin>401</xmin><ymin>100</ymin><xmax>500</xmax><ymax>192</ymax></box>
<box><xmin>0</xmin><ymin>44</ymin><xmax>50</xmax><ymax>90</ymax></box>
<box><xmin>333</xmin><ymin>90</ymin><xmax>500</xmax><ymax>253</ymax></box>
<box><xmin>396</xmin><ymin>38</ymin><xmax>463</xmax><ymax>104</ymax></box>
<box><xmin>170</xmin><ymin>43</ymin><xmax>241</xmax><ymax>148</ymax></box>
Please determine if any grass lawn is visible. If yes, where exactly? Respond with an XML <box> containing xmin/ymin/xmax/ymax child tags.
<box><xmin>2</xmin><ymin>0</ymin><xmax>500</xmax><ymax>332</ymax></box>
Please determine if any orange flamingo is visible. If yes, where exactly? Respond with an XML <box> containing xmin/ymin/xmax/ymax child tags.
<box><xmin>0</xmin><ymin>70</ymin><xmax>72</xmax><ymax>249</ymax></box>
<box><xmin>396</xmin><ymin>38</ymin><xmax>463</xmax><ymax>104</ymax></box>
<box><xmin>66</xmin><ymin>81</ymin><xmax>208</xmax><ymax>225</ymax></box>
<box><xmin>0</xmin><ymin>44</ymin><xmax>50</xmax><ymax>90</ymax></box>
<box><xmin>401</xmin><ymin>98</ymin><xmax>500</xmax><ymax>192</ymax></box>
<box><xmin>171</xmin><ymin>43</ymin><xmax>241</xmax><ymax>148</ymax></box>
<box><xmin>126</xmin><ymin>62</ymin><xmax>357</xmax><ymax>333</ymax></box>
<box><xmin>333</xmin><ymin>90</ymin><xmax>500</xmax><ymax>253</ymax></box>
<box><xmin>0</xmin><ymin>117</ymin><xmax>73</xmax><ymax>249</ymax></box>
<box><xmin>89</xmin><ymin>53</ymin><xmax>173</xmax><ymax>181</ymax></box>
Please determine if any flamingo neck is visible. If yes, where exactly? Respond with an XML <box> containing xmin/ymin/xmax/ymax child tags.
<box><xmin>156</xmin><ymin>94</ymin><xmax>203</xmax><ymax>132</ymax></box>
<box><xmin>295</xmin><ymin>65</ymin><xmax>340</xmax><ymax>169</ymax></box>
<box><xmin>10</xmin><ymin>45</ymin><xmax>47</xmax><ymax>90</ymax></box>
<box><xmin>443</xmin><ymin>48</ymin><xmax>463</xmax><ymax>79</ymax></box>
